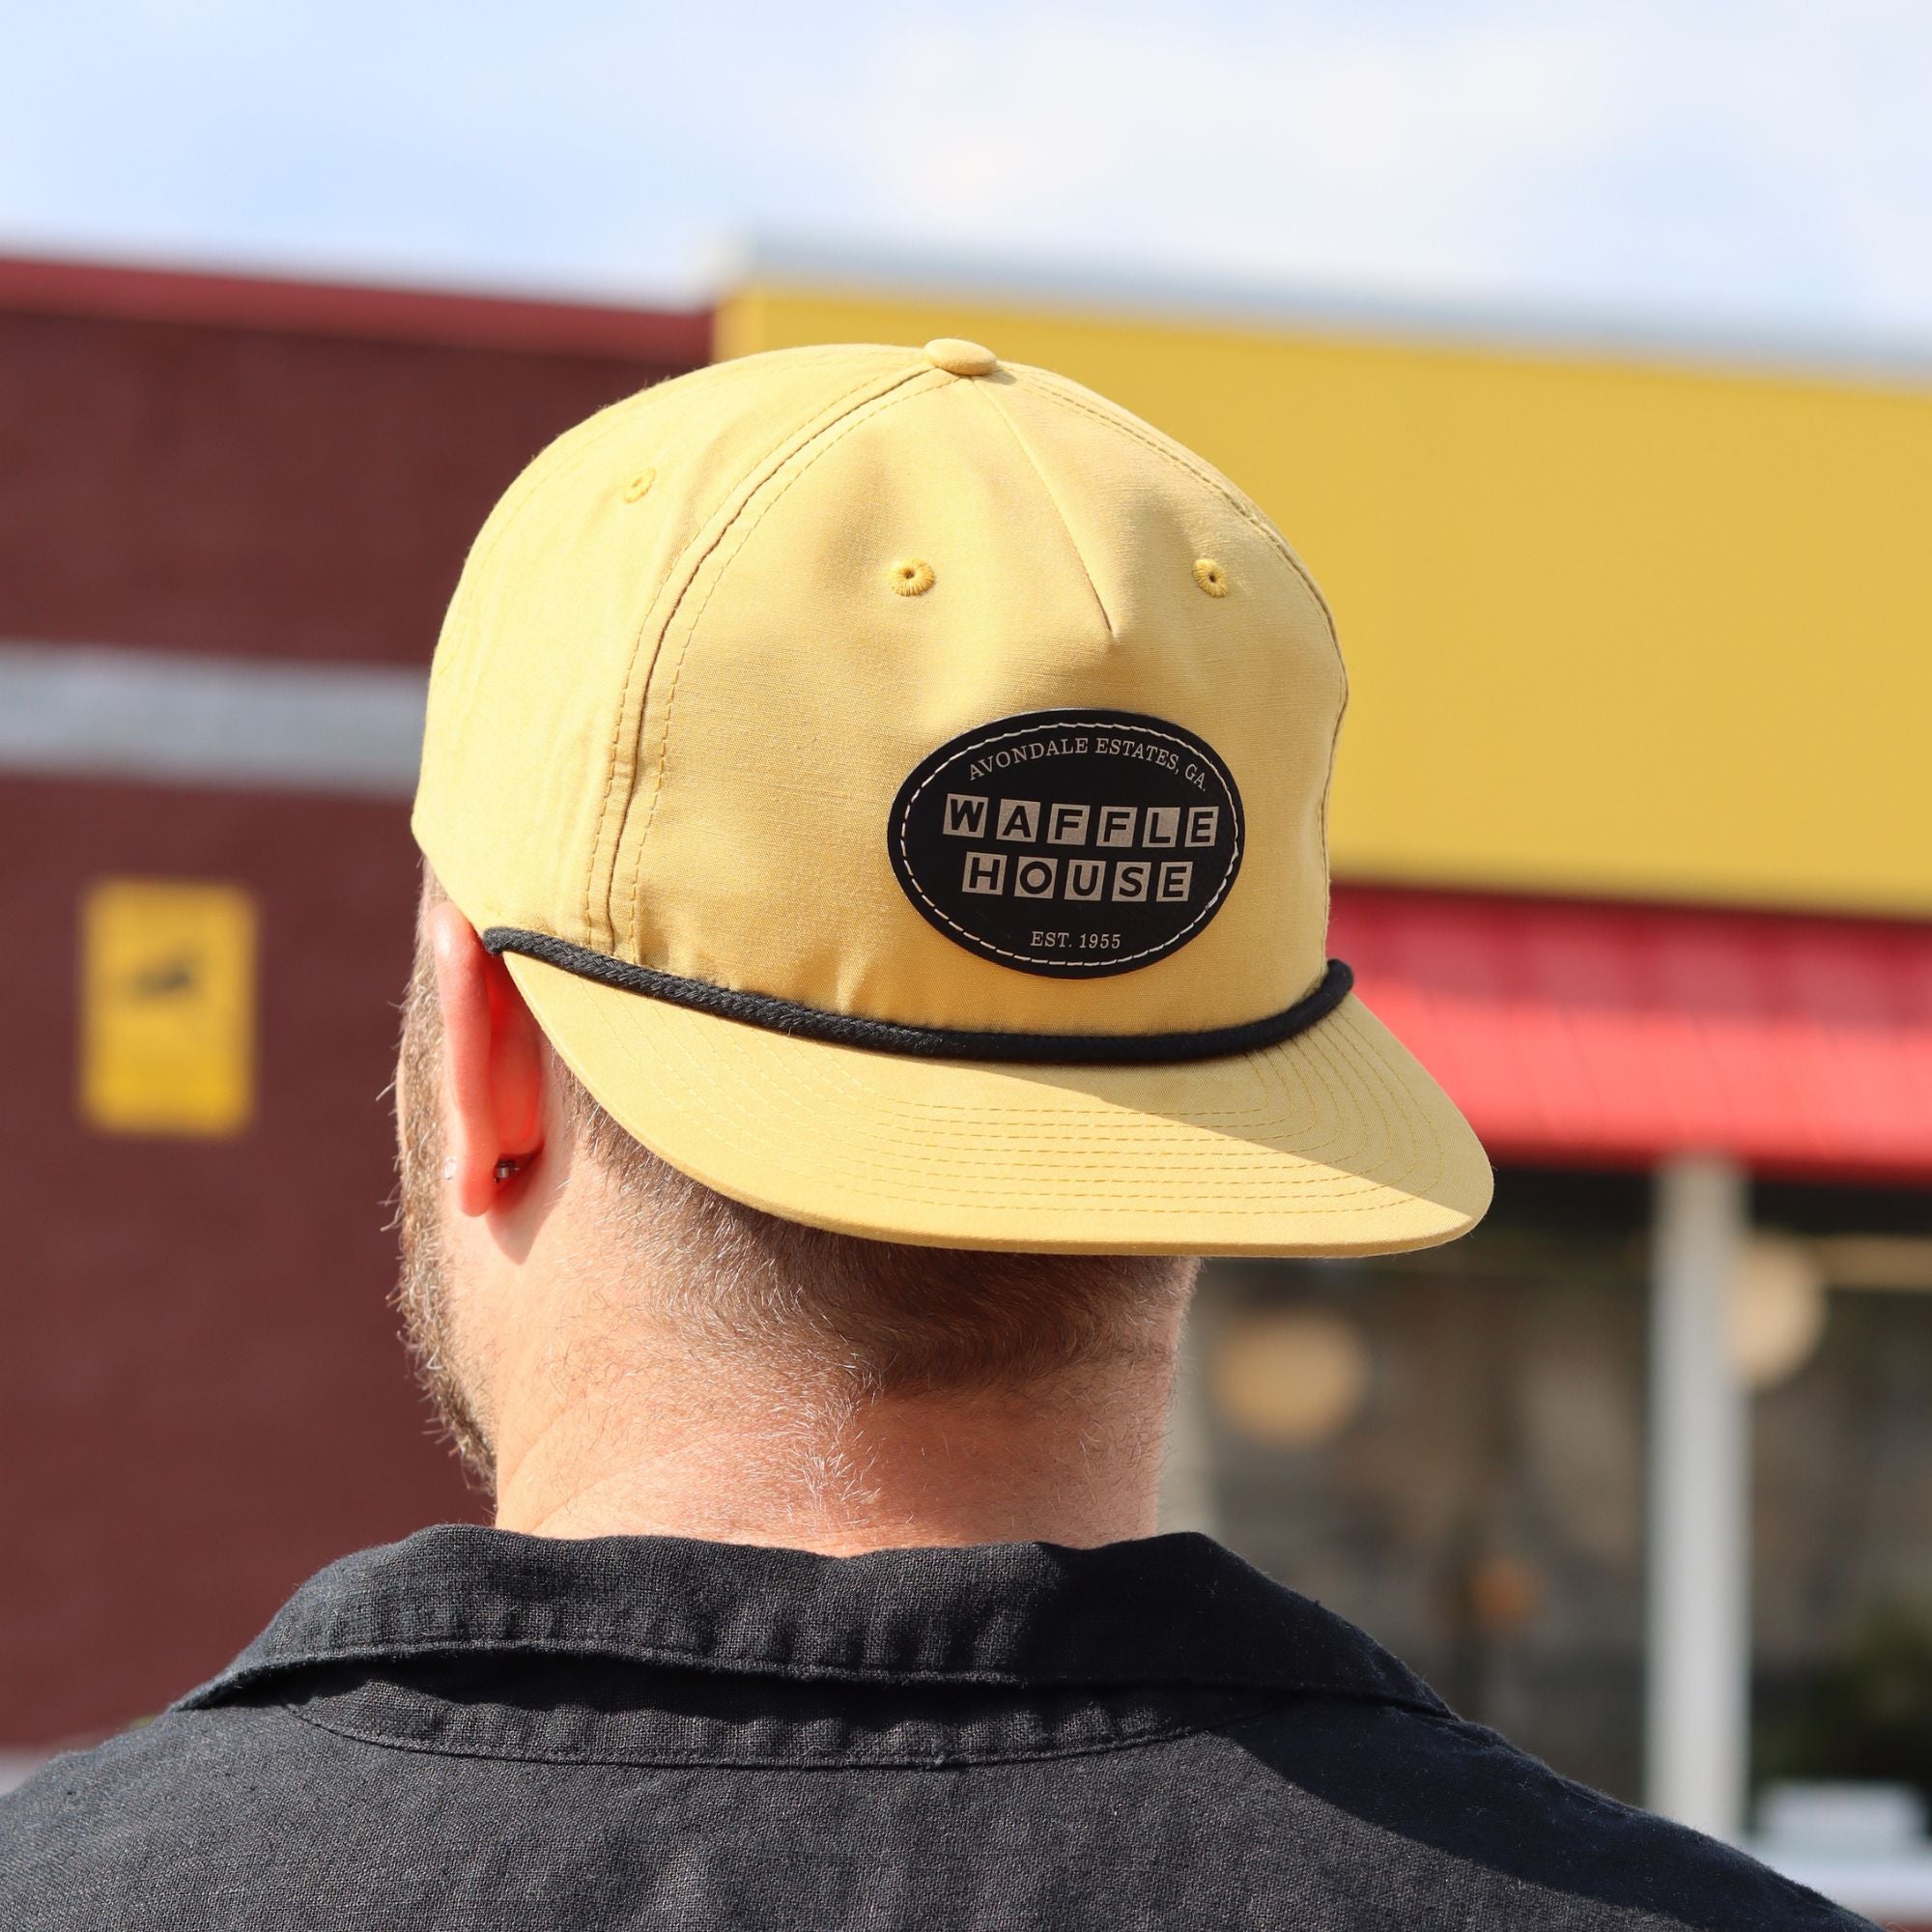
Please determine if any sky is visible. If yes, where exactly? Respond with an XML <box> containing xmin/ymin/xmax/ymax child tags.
<box><xmin>5</xmin><ymin>0</ymin><xmax>1931</xmax><ymax>342</ymax></box>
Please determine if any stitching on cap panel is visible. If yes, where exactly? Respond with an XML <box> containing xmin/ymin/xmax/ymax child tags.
<box><xmin>584</xmin><ymin>359</ymin><xmax>930</xmax><ymax>950</ymax></box>
<box><xmin>1015</xmin><ymin>367</ymin><xmax>1351</xmax><ymax>945</ymax></box>
<box><xmin>589</xmin><ymin>358</ymin><xmax>920</xmax><ymax>947</ymax></box>
<box><xmin>974</xmin><ymin>380</ymin><xmax>1115</xmax><ymax>638</ymax></box>
<box><xmin>426</xmin><ymin>398</ymin><xmax>647</xmax><ymax>897</ymax></box>
<box><xmin>448</xmin><ymin>386</ymin><xmax>667</xmax><ymax>654</ymax></box>
<box><xmin>572</xmin><ymin>363</ymin><xmax>869</xmax><ymax>943</ymax></box>
<box><xmin>622</xmin><ymin>371</ymin><xmax>942</xmax><ymax>952</ymax></box>
<box><xmin>1019</xmin><ymin>369</ymin><xmax>1344</xmax><ymax>663</ymax></box>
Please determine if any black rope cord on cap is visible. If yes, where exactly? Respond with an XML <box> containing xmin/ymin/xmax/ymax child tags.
<box><xmin>481</xmin><ymin>928</ymin><xmax>1353</xmax><ymax>1067</ymax></box>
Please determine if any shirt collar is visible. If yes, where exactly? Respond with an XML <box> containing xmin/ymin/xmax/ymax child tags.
<box><xmin>179</xmin><ymin>1524</ymin><xmax>1443</xmax><ymax>1716</ymax></box>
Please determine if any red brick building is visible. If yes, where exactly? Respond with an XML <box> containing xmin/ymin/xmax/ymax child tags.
<box><xmin>0</xmin><ymin>255</ymin><xmax>706</xmax><ymax>1745</ymax></box>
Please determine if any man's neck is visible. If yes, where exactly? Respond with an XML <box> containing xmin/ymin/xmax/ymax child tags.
<box><xmin>489</xmin><ymin>1350</ymin><xmax>1179</xmax><ymax>1553</ymax></box>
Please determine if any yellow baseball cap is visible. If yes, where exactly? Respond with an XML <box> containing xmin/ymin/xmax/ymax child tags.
<box><xmin>412</xmin><ymin>337</ymin><xmax>1492</xmax><ymax>1255</ymax></box>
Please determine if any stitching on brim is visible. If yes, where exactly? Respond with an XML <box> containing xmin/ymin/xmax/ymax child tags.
<box><xmin>585</xmin><ymin>981</ymin><xmax>1391</xmax><ymax>1192</ymax></box>
<box><xmin>657</xmin><ymin>983</ymin><xmax>1387</xmax><ymax>1176</ymax></box>
<box><xmin>559</xmin><ymin>972</ymin><xmax>1452</xmax><ymax>1214</ymax></box>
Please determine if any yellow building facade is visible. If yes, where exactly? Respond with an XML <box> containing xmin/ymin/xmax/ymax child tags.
<box><xmin>722</xmin><ymin>281</ymin><xmax>1932</xmax><ymax>920</ymax></box>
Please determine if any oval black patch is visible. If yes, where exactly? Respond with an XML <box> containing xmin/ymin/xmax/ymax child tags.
<box><xmin>888</xmin><ymin>709</ymin><xmax>1245</xmax><ymax>979</ymax></box>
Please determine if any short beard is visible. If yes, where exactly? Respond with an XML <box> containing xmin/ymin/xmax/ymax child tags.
<box><xmin>393</xmin><ymin>930</ymin><xmax>495</xmax><ymax>1484</ymax></box>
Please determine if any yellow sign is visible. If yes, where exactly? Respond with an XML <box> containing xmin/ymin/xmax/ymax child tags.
<box><xmin>79</xmin><ymin>879</ymin><xmax>257</xmax><ymax>1137</ymax></box>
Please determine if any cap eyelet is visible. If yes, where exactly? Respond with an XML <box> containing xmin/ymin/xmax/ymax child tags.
<box><xmin>890</xmin><ymin>558</ymin><xmax>936</xmax><ymax>597</ymax></box>
<box><xmin>1193</xmin><ymin>557</ymin><xmax>1230</xmax><ymax>598</ymax></box>
<box><xmin>621</xmin><ymin>468</ymin><xmax>657</xmax><ymax>503</ymax></box>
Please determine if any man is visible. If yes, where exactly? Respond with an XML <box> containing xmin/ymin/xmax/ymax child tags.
<box><xmin>3</xmin><ymin>337</ymin><xmax>1867</xmax><ymax>1928</ymax></box>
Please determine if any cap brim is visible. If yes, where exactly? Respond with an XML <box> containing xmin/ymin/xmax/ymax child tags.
<box><xmin>504</xmin><ymin>952</ymin><xmax>1492</xmax><ymax>1258</ymax></box>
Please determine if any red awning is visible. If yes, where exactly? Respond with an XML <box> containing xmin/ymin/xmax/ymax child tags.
<box><xmin>1328</xmin><ymin>887</ymin><xmax>1932</xmax><ymax>1180</ymax></box>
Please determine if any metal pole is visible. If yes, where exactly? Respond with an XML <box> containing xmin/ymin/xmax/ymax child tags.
<box><xmin>1645</xmin><ymin>1153</ymin><xmax>1750</xmax><ymax>1840</ymax></box>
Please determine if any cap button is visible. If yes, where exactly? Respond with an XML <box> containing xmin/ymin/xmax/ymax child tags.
<box><xmin>923</xmin><ymin>337</ymin><xmax>999</xmax><ymax>378</ymax></box>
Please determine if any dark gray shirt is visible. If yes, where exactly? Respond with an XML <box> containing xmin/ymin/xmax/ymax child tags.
<box><xmin>0</xmin><ymin>1527</ymin><xmax>1872</xmax><ymax>1928</ymax></box>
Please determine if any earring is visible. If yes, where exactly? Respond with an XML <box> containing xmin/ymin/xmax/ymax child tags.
<box><xmin>494</xmin><ymin>1156</ymin><xmax>523</xmax><ymax>1183</ymax></box>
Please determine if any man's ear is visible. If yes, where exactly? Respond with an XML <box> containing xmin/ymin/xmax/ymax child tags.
<box><xmin>427</xmin><ymin>901</ymin><xmax>547</xmax><ymax>1217</ymax></box>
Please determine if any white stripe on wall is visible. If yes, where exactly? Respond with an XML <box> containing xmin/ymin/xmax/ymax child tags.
<box><xmin>0</xmin><ymin>641</ymin><xmax>426</xmax><ymax>797</ymax></box>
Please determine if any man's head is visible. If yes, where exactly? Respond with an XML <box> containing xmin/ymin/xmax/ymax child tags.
<box><xmin>396</xmin><ymin>867</ymin><xmax>1196</xmax><ymax>1490</ymax></box>
<box><xmin>397</xmin><ymin>339</ymin><xmax>1488</xmax><ymax>1537</ymax></box>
